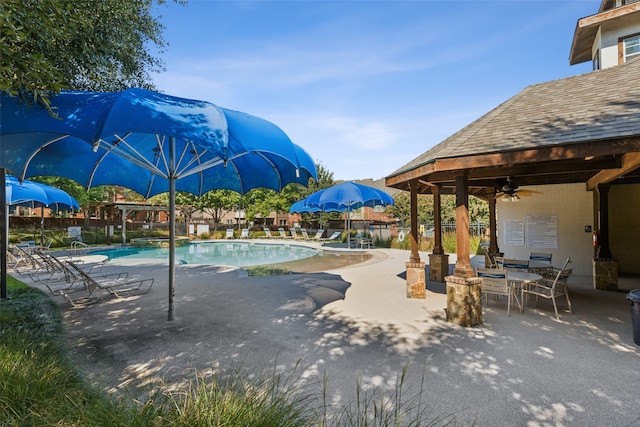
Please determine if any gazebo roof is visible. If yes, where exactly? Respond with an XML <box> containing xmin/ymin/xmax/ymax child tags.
<box><xmin>386</xmin><ymin>58</ymin><xmax>640</xmax><ymax>196</ymax></box>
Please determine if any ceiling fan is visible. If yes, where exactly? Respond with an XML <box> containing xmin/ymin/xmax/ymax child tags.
<box><xmin>494</xmin><ymin>177</ymin><xmax>543</xmax><ymax>201</ymax></box>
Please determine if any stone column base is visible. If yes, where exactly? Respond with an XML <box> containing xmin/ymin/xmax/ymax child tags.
<box><xmin>406</xmin><ymin>262</ymin><xmax>426</xmax><ymax>299</ymax></box>
<box><xmin>445</xmin><ymin>275</ymin><xmax>483</xmax><ymax>327</ymax></box>
<box><xmin>593</xmin><ymin>258</ymin><xmax>618</xmax><ymax>291</ymax></box>
<box><xmin>428</xmin><ymin>253</ymin><xmax>449</xmax><ymax>282</ymax></box>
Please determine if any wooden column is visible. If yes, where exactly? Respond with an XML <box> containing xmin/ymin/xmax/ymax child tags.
<box><xmin>432</xmin><ymin>184</ymin><xmax>444</xmax><ymax>255</ymax></box>
<box><xmin>405</xmin><ymin>179</ymin><xmax>426</xmax><ymax>298</ymax></box>
<box><xmin>596</xmin><ymin>183</ymin><xmax>612</xmax><ymax>259</ymax></box>
<box><xmin>488</xmin><ymin>191</ymin><xmax>500</xmax><ymax>255</ymax></box>
<box><xmin>429</xmin><ymin>184</ymin><xmax>449</xmax><ymax>282</ymax></box>
<box><xmin>409</xmin><ymin>179</ymin><xmax>420</xmax><ymax>263</ymax></box>
<box><xmin>453</xmin><ymin>171</ymin><xmax>473</xmax><ymax>278</ymax></box>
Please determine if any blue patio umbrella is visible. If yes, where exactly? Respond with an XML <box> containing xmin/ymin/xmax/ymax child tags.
<box><xmin>295</xmin><ymin>182</ymin><xmax>394</xmax><ymax>249</ymax></box>
<box><xmin>5</xmin><ymin>174</ymin><xmax>79</xmax><ymax>246</ymax></box>
<box><xmin>0</xmin><ymin>89</ymin><xmax>317</xmax><ymax>319</ymax></box>
<box><xmin>6</xmin><ymin>175</ymin><xmax>79</xmax><ymax>211</ymax></box>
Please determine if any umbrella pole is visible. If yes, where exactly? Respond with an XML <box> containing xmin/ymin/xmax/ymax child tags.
<box><xmin>347</xmin><ymin>205</ymin><xmax>351</xmax><ymax>249</ymax></box>
<box><xmin>168</xmin><ymin>139</ymin><xmax>176</xmax><ymax>321</ymax></box>
<box><xmin>1</xmin><ymin>168</ymin><xmax>6</xmax><ymax>299</ymax></box>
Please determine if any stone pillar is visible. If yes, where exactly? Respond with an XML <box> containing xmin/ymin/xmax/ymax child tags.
<box><xmin>593</xmin><ymin>258</ymin><xmax>618</xmax><ymax>291</ymax></box>
<box><xmin>406</xmin><ymin>261</ymin><xmax>426</xmax><ymax>299</ymax></box>
<box><xmin>428</xmin><ymin>253</ymin><xmax>449</xmax><ymax>282</ymax></box>
<box><xmin>445</xmin><ymin>275</ymin><xmax>483</xmax><ymax>327</ymax></box>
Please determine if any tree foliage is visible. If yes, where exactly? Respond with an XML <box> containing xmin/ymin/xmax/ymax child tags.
<box><xmin>0</xmin><ymin>0</ymin><xmax>180</xmax><ymax>107</ymax></box>
<box><xmin>390</xmin><ymin>192</ymin><xmax>489</xmax><ymax>225</ymax></box>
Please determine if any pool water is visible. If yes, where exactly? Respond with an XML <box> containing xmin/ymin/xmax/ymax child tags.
<box><xmin>90</xmin><ymin>241</ymin><xmax>320</xmax><ymax>267</ymax></box>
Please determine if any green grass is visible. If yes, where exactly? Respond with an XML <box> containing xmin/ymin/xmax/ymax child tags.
<box><xmin>0</xmin><ymin>275</ymin><xmax>470</xmax><ymax>426</ymax></box>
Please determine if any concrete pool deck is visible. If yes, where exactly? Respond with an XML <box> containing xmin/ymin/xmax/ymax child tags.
<box><xmin>20</xmin><ymin>244</ymin><xmax>640</xmax><ymax>426</ymax></box>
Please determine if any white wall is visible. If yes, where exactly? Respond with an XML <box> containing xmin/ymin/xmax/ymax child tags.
<box><xmin>496</xmin><ymin>183</ymin><xmax>594</xmax><ymax>276</ymax></box>
<box><xmin>598</xmin><ymin>18</ymin><xmax>640</xmax><ymax>69</ymax></box>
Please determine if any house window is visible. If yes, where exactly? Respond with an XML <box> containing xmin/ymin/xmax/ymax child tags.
<box><xmin>622</xmin><ymin>34</ymin><xmax>640</xmax><ymax>62</ymax></box>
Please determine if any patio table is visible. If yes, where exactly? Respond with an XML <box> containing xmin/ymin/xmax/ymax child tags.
<box><xmin>507</xmin><ymin>270</ymin><xmax>543</xmax><ymax>313</ymax></box>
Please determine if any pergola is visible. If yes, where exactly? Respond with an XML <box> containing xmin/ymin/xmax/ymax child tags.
<box><xmin>385</xmin><ymin>58</ymin><xmax>640</xmax><ymax>280</ymax></box>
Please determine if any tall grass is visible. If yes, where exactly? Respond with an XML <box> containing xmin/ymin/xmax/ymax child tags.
<box><xmin>1</xmin><ymin>275</ymin><xmax>470</xmax><ymax>426</ymax></box>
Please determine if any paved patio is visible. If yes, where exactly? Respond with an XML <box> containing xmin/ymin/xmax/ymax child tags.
<box><xmin>23</xmin><ymin>246</ymin><xmax>640</xmax><ymax>426</ymax></box>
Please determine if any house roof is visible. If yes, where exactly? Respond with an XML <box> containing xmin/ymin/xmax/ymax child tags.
<box><xmin>386</xmin><ymin>58</ymin><xmax>640</xmax><ymax>195</ymax></box>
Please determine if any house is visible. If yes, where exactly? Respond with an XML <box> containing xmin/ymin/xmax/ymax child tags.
<box><xmin>386</xmin><ymin>1</ymin><xmax>640</xmax><ymax>294</ymax></box>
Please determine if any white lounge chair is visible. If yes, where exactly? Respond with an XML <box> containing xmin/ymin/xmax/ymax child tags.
<box><xmin>321</xmin><ymin>231</ymin><xmax>342</xmax><ymax>242</ymax></box>
<box><xmin>225</xmin><ymin>229</ymin><xmax>234</xmax><ymax>239</ymax></box>
<box><xmin>309</xmin><ymin>230</ymin><xmax>325</xmax><ymax>241</ymax></box>
<box><xmin>239</xmin><ymin>228</ymin><xmax>250</xmax><ymax>239</ymax></box>
<box><xmin>277</xmin><ymin>228</ymin><xmax>293</xmax><ymax>239</ymax></box>
<box><xmin>259</xmin><ymin>227</ymin><xmax>275</xmax><ymax>239</ymax></box>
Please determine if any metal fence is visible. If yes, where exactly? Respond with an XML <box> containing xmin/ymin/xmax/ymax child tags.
<box><xmin>420</xmin><ymin>221</ymin><xmax>487</xmax><ymax>237</ymax></box>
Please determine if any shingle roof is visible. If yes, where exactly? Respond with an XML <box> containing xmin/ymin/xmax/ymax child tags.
<box><xmin>388</xmin><ymin>58</ymin><xmax>640</xmax><ymax>179</ymax></box>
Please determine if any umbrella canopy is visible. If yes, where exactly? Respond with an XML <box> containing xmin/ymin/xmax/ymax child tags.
<box><xmin>289</xmin><ymin>199</ymin><xmax>323</xmax><ymax>213</ymax></box>
<box><xmin>292</xmin><ymin>182</ymin><xmax>394</xmax><ymax>249</ymax></box>
<box><xmin>0</xmin><ymin>89</ymin><xmax>317</xmax><ymax>319</ymax></box>
<box><xmin>6</xmin><ymin>175</ymin><xmax>79</xmax><ymax>211</ymax></box>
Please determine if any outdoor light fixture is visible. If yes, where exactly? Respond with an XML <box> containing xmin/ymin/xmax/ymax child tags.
<box><xmin>501</xmin><ymin>194</ymin><xmax>520</xmax><ymax>202</ymax></box>
<box><xmin>91</xmin><ymin>140</ymin><xmax>100</xmax><ymax>152</ymax></box>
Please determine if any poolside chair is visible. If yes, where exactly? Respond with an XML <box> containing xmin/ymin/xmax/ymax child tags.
<box><xmin>259</xmin><ymin>227</ymin><xmax>275</xmax><ymax>239</ymax></box>
<box><xmin>522</xmin><ymin>257</ymin><xmax>572</xmax><ymax>320</ymax></box>
<box><xmin>300</xmin><ymin>229</ymin><xmax>310</xmax><ymax>240</ymax></box>
<box><xmin>477</xmin><ymin>268</ymin><xmax>516</xmax><ymax>316</ymax></box>
<box><xmin>310</xmin><ymin>230</ymin><xmax>325</xmax><ymax>241</ymax></box>
<box><xmin>290</xmin><ymin>228</ymin><xmax>304</xmax><ymax>239</ymax></box>
<box><xmin>321</xmin><ymin>231</ymin><xmax>342</xmax><ymax>242</ymax></box>
<box><xmin>277</xmin><ymin>228</ymin><xmax>293</xmax><ymax>239</ymax></box>
<box><xmin>65</xmin><ymin>260</ymin><xmax>154</xmax><ymax>300</ymax></box>
<box><xmin>225</xmin><ymin>229</ymin><xmax>234</xmax><ymax>239</ymax></box>
<box><xmin>239</xmin><ymin>228</ymin><xmax>250</xmax><ymax>239</ymax></box>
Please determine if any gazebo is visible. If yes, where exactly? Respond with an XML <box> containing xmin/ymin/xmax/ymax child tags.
<box><xmin>385</xmin><ymin>58</ymin><xmax>640</xmax><ymax>324</ymax></box>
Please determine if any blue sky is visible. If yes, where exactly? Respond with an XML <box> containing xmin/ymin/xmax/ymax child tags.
<box><xmin>152</xmin><ymin>0</ymin><xmax>600</xmax><ymax>181</ymax></box>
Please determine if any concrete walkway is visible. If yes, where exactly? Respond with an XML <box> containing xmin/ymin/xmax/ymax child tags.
<box><xmin>24</xmin><ymin>246</ymin><xmax>640</xmax><ymax>426</ymax></box>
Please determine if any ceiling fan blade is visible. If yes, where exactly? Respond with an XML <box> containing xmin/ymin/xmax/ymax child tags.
<box><xmin>517</xmin><ymin>189</ymin><xmax>543</xmax><ymax>197</ymax></box>
<box><xmin>494</xmin><ymin>192</ymin><xmax>505</xmax><ymax>199</ymax></box>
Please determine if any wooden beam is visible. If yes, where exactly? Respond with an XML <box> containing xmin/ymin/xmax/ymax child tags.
<box><xmin>587</xmin><ymin>152</ymin><xmax>640</xmax><ymax>190</ymax></box>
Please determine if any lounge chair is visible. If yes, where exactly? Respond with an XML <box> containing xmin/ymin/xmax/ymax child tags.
<box><xmin>239</xmin><ymin>228</ymin><xmax>250</xmax><ymax>239</ymax></box>
<box><xmin>225</xmin><ymin>229</ymin><xmax>234</xmax><ymax>239</ymax></box>
<box><xmin>259</xmin><ymin>227</ymin><xmax>275</xmax><ymax>239</ymax></box>
<box><xmin>300</xmin><ymin>229</ymin><xmax>310</xmax><ymax>240</ymax></box>
<box><xmin>290</xmin><ymin>228</ymin><xmax>302</xmax><ymax>239</ymax></box>
<box><xmin>277</xmin><ymin>228</ymin><xmax>293</xmax><ymax>239</ymax></box>
<box><xmin>309</xmin><ymin>230</ymin><xmax>325</xmax><ymax>241</ymax></box>
<box><xmin>321</xmin><ymin>231</ymin><xmax>342</xmax><ymax>242</ymax></box>
<box><xmin>63</xmin><ymin>260</ymin><xmax>154</xmax><ymax>303</ymax></box>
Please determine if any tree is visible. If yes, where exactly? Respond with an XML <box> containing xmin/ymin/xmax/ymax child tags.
<box><xmin>197</xmin><ymin>190</ymin><xmax>242</xmax><ymax>230</ymax></box>
<box><xmin>0</xmin><ymin>0</ymin><xmax>181</xmax><ymax>107</ymax></box>
<box><xmin>390</xmin><ymin>192</ymin><xmax>489</xmax><ymax>226</ymax></box>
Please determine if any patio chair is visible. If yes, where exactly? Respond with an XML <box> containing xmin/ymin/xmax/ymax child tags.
<box><xmin>352</xmin><ymin>233</ymin><xmax>373</xmax><ymax>249</ymax></box>
<box><xmin>522</xmin><ymin>258</ymin><xmax>573</xmax><ymax>320</ymax></box>
<box><xmin>239</xmin><ymin>228</ymin><xmax>250</xmax><ymax>239</ymax></box>
<box><xmin>502</xmin><ymin>258</ymin><xmax>529</xmax><ymax>271</ymax></box>
<box><xmin>65</xmin><ymin>260</ymin><xmax>154</xmax><ymax>300</ymax></box>
<box><xmin>277</xmin><ymin>228</ymin><xmax>293</xmax><ymax>239</ymax></box>
<box><xmin>225</xmin><ymin>229</ymin><xmax>234</xmax><ymax>239</ymax></box>
<box><xmin>477</xmin><ymin>267</ymin><xmax>516</xmax><ymax>316</ymax></box>
<box><xmin>300</xmin><ymin>229</ymin><xmax>310</xmax><ymax>240</ymax></box>
<box><xmin>290</xmin><ymin>228</ymin><xmax>301</xmax><ymax>239</ymax></box>
<box><xmin>529</xmin><ymin>252</ymin><xmax>552</xmax><ymax>263</ymax></box>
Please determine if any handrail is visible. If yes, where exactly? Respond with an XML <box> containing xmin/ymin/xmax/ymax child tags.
<box><xmin>70</xmin><ymin>241</ymin><xmax>90</xmax><ymax>255</ymax></box>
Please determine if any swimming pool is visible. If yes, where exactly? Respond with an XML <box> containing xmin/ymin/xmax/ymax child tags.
<box><xmin>90</xmin><ymin>241</ymin><xmax>321</xmax><ymax>267</ymax></box>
